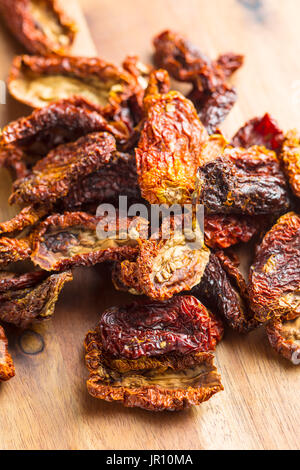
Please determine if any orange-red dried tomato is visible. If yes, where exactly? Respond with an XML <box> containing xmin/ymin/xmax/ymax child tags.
<box><xmin>0</xmin><ymin>326</ymin><xmax>15</xmax><ymax>381</ymax></box>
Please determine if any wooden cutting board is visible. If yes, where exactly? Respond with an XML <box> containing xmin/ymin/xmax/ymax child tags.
<box><xmin>0</xmin><ymin>0</ymin><xmax>299</xmax><ymax>450</ymax></box>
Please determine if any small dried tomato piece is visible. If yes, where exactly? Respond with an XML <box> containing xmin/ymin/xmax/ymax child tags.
<box><xmin>192</xmin><ymin>252</ymin><xmax>258</xmax><ymax>333</ymax></box>
<box><xmin>204</xmin><ymin>214</ymin><xmax>259</xmax><ymax>249</ymax></box>
<box><xmin>0</xmin><ymin>270</ymin><xmax>72</xmax><ymax>328</ymax></box>
<box><xmin>99</xmin><ymin>295</ymin><xmax>223</xmax><ymax>359</ymax></box>
<box><xmin>266</xmin><ymin>315</ymin><xmax>300</xmax><ymax>365</ymax></box>
<box><xmin>0</xmin><ymin>326</ymin><xmax>15</xmax><ymax>381</ymax></box>
<box><xmin>136</xmin><ymin>72</ymin><xmax>208</xmax><ymax>204</ymax></box>
<box><xmin>0</xmin><ymin>270</ymin><xmax>47</xmax><ymax>293</ymax></box>
<box><xmin>216</xmin><ymin>53</ymin><xmax>245</xmax><ymax>79</ymax></box>
<box><xmin>113</xmin><ymin>215</ymin><xmax>210</xmax><ymax>301</ymax></box>
<box><xmin>280</xmin><ymin>130</ymin><xmax>300</xmax><ymax>198</ymax></box>
<box><xmin>249</xmin><ymin>212</ymin><xmax>300</xmax><ymax>322</ymax></box>
<box><xmin>31</xmin><ymin>212</ymin><xmax>148</xmax><ymax>271</ymax></box>
<box><xmin>232</xmin><ymin>113</ymin><xmax>285</xmax><ymax>153</ymax></box>
<box><xmin>0</xmin><ymin>0</ymin><xmax>77</xmax><ymax>55</ymax></box>
<box><xmin>85</xmin><ymin>331</ymin><xmax>223</xmax><ymax>411</ymax></box>
<box><xmin>10</xmin><ymin>132</ymin><xmax>116</xmax><ymax>206</ymax></box>
<box><xmin>196</xmin><ymin>145</ymin><xmax>290</xmax><ymax>215</ymax></box>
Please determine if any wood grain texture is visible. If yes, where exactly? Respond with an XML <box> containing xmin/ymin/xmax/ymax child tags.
<box><xmin>0</xmin><ymin>0</ymin><xmax>299</xmax><ymax>450</ymax></box>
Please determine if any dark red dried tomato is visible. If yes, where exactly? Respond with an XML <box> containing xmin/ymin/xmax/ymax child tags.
<box><xmin>0</xmin><ymin>326</ymin><xmax>15</xmax><ymax>381</ymax></box>
<box><xmin>249</xmin><ymin>212</ymin><xmax>300</xmax><ymax>322</ymax></box>
<box><xmin>0</xmin><ymin>270</ymin><xmax>73</xmax><ymax>328</ymax></box>
<box><xmin>85</xmin><ymin>332</ymin><xmax>223</xmax><ymax>411</ymax></box>
<box><xmin>280</xmin><ymin>130</ymin><xmax>300</xmax><ymax>198</ymax></box>
<box><xmin>232</xmin><ymin>113</ymin><xmax>285</xmax><ymax>154</ymax></box>
<box><xmin>192</xmin><ymin>252</ymin><xmax>258</xmax><ymax>333</ymax></box>
<box><xmin>196</xmin><ymin>145</ymin><xmax>290</xmax><ymax>215</ymax></box>
<box><xmin>204</xmin><ymin>214</ymin><xmax>259</xmax><ymax>249</ymax></box>
<box><xmin>10</xmin><ymin>132</ymin><xmax>116</xmax><ymax>206</ymax></box>
<box><xmin>99</xmin><ymin>295</ymin><xmax>223</xmax><ymax>360</ymax></box>
<box><xmin>0</xmin><ymin>270</ymin><xmax>47</xmax><ymax>293</ymax></box>
<box><xmin>0</xmin><ymin>0</ymin><xmax>77</xmax><ymax>55</ymax></box>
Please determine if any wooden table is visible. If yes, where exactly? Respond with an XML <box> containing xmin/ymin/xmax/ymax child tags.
<box><xmin>0</xmin><ymin>0</ymin><xmax>299</xmax><ymax>450</ymax></box>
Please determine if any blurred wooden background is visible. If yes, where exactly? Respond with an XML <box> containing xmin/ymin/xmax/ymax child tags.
<box><xmin>0</xmin><ymin>0</ymin><xmax>299</xmax><ymax>450</ymax></box>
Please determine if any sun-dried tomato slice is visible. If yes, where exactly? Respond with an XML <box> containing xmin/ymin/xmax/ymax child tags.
<box><xmin>85</xmin><ymin>330</ymin><xmax>223</xmax><ymax>411</ymax></box>
<box><xmin>0</xmin><ymin>97</ymin><xmax>128</xmax><ymax>157</ymax></box>
<box><xmin>136</xmin><ymin>71</ymin><xmax>208</xmax><ymax>205</ymax></box>
<box><xmin>192</xmin><ymin>252</ymin><xmax>258</xmax><ymax>333</ymax></box>
<box><xmin>280</xmin><ymin>130</ymin><xmax>300</xmax><ymax>198</ymax></box>
<box><xmin>113</xmin><ymin>215</ymin><xmax>210</xmax><ymax>300</ymax></box>
<box><xmin>99</xmin><ymin>295</ymin><xmax>223</xmax><ymax>359</ymax></box>
<box><xmin>8</xmin><ymin>55</ymin><xmax>139</xmax><ymax>121</ymax></box>
<box><xmin>59</xmin><ymin>152</ymin><xmax>140</xmax><ymax>211</ymax></box>
<box><xmin>232</xmin><ymin>113</ymin><xmax>285</xmax><ymax>154</ymax></box>
<box><xmin>249</xmin><ymin>212</ymin><xmax>300</xmax><ymax>322</ymax></box>
<box><xmin>0</xmin><ymin>0</ymin><xmax>77</xmax><ymax>55</ymax></box>
<box><xmin>196</xmin><ymin>145</ymin><xmax>290</xmax><ymax>215</ymax></box>
<box><xmin>266</xmin><ymin>315</ymin><xmax>300</xmax><ymax>365</ymax></box>
<box><xmin>204</xmin><ymin>214</ymin><xmax>259</xmax><ymax>249</ymax></box>
<box><xmin>10</xmin><ymin>132</ymin><xmax>116</xmax><ymax>206</ymax></box>
<box><xmin>0</xmin><ymin>326</ymin><xmax>15</xmax><ymax>381</ymax></box>
<box><xmin>0</xmin><ymin>270</ymin><xmax>47</xmax><ymax>293</ymax></box>
<box><xmin>31</xmin><ymin>212</ymin><xmax>148</xmax><ymax>271</ymax></box>
<box><xmin>0</xmin><ymin>270</ymin><xmax>72</xmax><ymax>327</ymax></box>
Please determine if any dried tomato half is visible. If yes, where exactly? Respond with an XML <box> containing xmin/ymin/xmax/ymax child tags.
<box><xmin>31</xmin><ymin>212</ymin><xmax>148</xmax><ymax>271</ymax></box>
<box><xmin>196</xmin><ymin>145</ymin><xmax>290</xmax><ymax>215</ymax></box>
<box><xmin>192</xmin><ymin>252</ymin><xmax>258</xmax><ymax>333</ymax></box>
<box><xmin>0</xmin><ymin>97</ymin><xmax>128</xmax><ymax>158</ymax></box>
<box><xmin>231</xmin><ymin>113</ymin><xmax>285</xmax><ymax>154</ymax></box>
<box><xmin>0</xmin><ymin>326</ymin><xmax>15</xmax><ymax>381</ymax></box>
<box><xmin>85</xmin><ymin>337</ymin><xmax>223</xmax><ymax>411</ymax></box>
<box><xmin>249</xmin><ymin>212</ymin><xmax>300</xmax><ymax>322</ymax></box>
<box><xmin>113</xmin><ymin>215</ymin><xmax>210</xmax><ymax>301</ymax></box>
<box><xmin>136</xmin><ymin>72</ymin><xmax>208</xmax><ymax>204</ymax></box>
<box><xmin>99</xmin><ymin>296</ymin><xmax>223</xmax><ymax>359</ymax></box>
<box><xmin>0</xmin><ymin>270</ymin><xmax>72</xmax><ymax>328</ymax></box>
<box><xmin>0</xmin><ymin>0</ymin><xmax>77</xmax><ymax>55</ymax></box>
<box><xmin>280</xmin><ymin>130</ymin><xmax>300</xmax><ymax>198</ymax></box>
<box><xmin>266</xmin><ymin>315</ymin><xmax>300</xmax><ymax>365</ymax></box>
<box><xmin>0</xmin><ymin>144</ymin><xmax>30</xmax><ymax>180</ymax></box>
<box><xmin>10</xmin><ymin>132</ymin><xmax>116</xmax><ymax>206</ymax></box>
<box><xmin>8</xmin><ymin>55</ymin><xmax>138</xmax><ymax>120</ymax></box>
<box><xmin>84</xmin><ymin>296</ymin><xmax>223</xmax><ymax>411</ymax></box>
